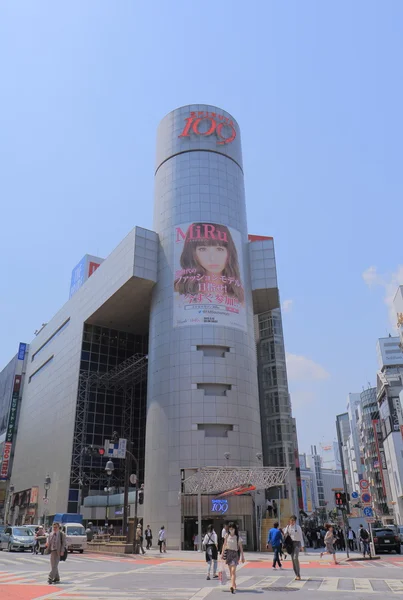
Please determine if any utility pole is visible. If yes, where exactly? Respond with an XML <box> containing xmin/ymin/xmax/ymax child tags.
<box><xmin>336</xmin><ymin>415</ymin><xmax>350</xmax><ymax>558</ymax></box>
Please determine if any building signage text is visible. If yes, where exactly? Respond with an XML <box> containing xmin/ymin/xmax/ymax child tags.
<box><xmin>211</xmin><ymin>498</ymin><xmax>229</xmax><ymax>514</ymax></box>
<box><xmin>179</xmin><ymin>112</ymin><xmax>236</xmax><ymax>145</ymax></box>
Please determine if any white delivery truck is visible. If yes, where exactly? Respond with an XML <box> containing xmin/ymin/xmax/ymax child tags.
<box><xmin>62</xmin><ymin>523</ymin><xmax>88</xmax><ymax>553</ymax></box>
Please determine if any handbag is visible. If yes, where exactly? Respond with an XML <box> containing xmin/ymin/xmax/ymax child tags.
<box><xmin>219</xmin><ymin>561</ymin><xmax>228</xmax><ymax>585</ymax></box>
<box><xmin>60</xmin><ymin>548</ymin><xmax>68</xmax><ymax>562</ymax></box>
<box><xmin>283</xmin><ymin>527</ymin><xmax>294</xmax><ymax>554</ymax></box>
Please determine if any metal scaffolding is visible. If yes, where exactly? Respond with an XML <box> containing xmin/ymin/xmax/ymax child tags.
<box><xmin>183</xmin><ymin>466</ymin><xmax>290</xmax><ymax>494</ymax></box>
<box><xmin>70</xmin><ymin>354</ymin><xmax>148</xmax><ymax>491</ymax></box>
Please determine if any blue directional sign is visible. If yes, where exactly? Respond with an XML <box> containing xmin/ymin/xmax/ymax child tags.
<box><xmin>363</xmin><ymin>507</ymin><xmax>373</xmax><ymax>517</ymax></box>
<box><xmin>351</xmin><ymin>491</ymin><xmax>359</xmax><ymax>499</ymax></box>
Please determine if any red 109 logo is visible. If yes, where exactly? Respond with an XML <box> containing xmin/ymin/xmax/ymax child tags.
<box><xmin>179</xmin><ymin>111</ymin><xmax>236</xmax><ymax>145</ymax></box>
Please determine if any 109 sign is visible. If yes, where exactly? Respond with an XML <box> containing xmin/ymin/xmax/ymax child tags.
<box><xmin>179</xmin><ymin>111</ymin><xmax>236</xmax><ymax>146</ymax></box>
<box><xmin>211</xmin><ymin>498</ymin><xmax>229</xmax><ymax>514</ymax></box>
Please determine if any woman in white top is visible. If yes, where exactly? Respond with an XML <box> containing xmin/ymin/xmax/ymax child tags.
<box><xmin>283</xmin><ymin>515</ymin><xmax>304</xmax><ymax>580</ymax></box>
<box><xmin>158</xmin><ymin>526</ymin><xmax>166</xmax><ymax>553</ymax></box>
<box><xmin>203</xmin><ymin>525</ymin><xmax>218</xmax><ymax>580</ymax></box>
<box><xmin>221</xmin><ymin>521</ymin><xmax>245</xmax><ymax>594</ymax></box>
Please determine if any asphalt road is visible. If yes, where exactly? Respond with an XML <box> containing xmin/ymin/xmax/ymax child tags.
<box><xmin>1</xmin><ymin>550</ymin><xmax>403</xmax><ymax>599</ymax></box>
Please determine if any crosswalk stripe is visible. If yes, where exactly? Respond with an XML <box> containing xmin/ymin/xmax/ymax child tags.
<box><xmin>354</xmin><ymin>579</ymin><xmax>375</xmax><ymax>593</ymax></box>
<box><xmin>287</xmin><ymin>578</ymin><xmax>308</xmax><ymax>589</ymax></box>
<box><xmin>386</xmin><ymin>580</ymin><xmax>403</xmax><ymax>593</ymax></box>
<box><xmin>318</xmin><ymin>578</ymin><xmax>339</xmax><ymax>591</ymax></box>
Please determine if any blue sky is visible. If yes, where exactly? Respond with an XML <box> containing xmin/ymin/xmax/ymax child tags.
<box><xmin>1</xmin><ymin>1</ymin><xmax>403</xmax><ymax>454</ymax></box>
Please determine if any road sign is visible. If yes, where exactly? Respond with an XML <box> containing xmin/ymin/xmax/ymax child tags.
<box><xmin>361</xmin><ymin>492</ymin><xmax>372</xmax><ymax>504</ymax></box>
<box><xmin>43</xmin><ymin>498</ymin><xmax>49</xmax><ymax>505</ymax></box>
<box><xmin>363</xmin><ymin>507</ymin><xmax>373</xmax><ymax>517</ymax></box>
<box><xmin>117</xmin><ymin>438</ymin><xmax>127</xmax><ymax>459</ymax></box>
<box><xmin>352</xmin><ymin>491</ymin><xmax>359</xmax><ymax>499</ymax></box>
<box><xmin>129</xmin><ymin>474</ymin><xmax>137</xmax><ymax>485</ymax></box>
<box><xmin>105</xmin><ymin>438</ymin><xmax>127</xmax><ymax>458</ymax></box>
<box><xmin>360</xmin><ymin>480</ymin><xmax>369</xmax><ymax>490</ymax></box>
<box><xmin>366</xmin><ymin>517</ymin><xmax>375</xmax><ymax>523</ymax></box>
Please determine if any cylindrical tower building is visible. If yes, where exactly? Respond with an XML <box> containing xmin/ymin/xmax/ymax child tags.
<box><xmin>144</xmin><ymin>104</ymin><xmax>263</xmax><ymax>548</ymax></box>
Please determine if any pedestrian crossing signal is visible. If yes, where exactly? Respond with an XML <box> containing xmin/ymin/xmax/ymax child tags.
<box><xmin>335</xmin><ymin>491</ymin><xmax>347</xmax><ymax>507</ymax></box>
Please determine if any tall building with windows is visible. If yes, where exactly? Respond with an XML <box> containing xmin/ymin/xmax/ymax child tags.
<box><xmin>256</xmin><ymin>307</ymin><xmax>301</xmax><ymax>514</ymax></box>
<box><xmin>1</xmin><ymin>105</ymin><xmax>299</xmax><ymax>547</ymax></box>
<box><xmin>376</xmin><ymin>336</ymin><xmax>403</xmax><ymax>525</ymax></box>
<box><xmin>358</xmin><ymin>387</ymin><xmax>391</xmax><ymax>519</ymax></box>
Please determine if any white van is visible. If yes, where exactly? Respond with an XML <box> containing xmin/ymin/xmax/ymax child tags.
<box><xmin>62</xmin><ymin>523</ymin><xmax>88</xmax><ymax>553</ymax></box>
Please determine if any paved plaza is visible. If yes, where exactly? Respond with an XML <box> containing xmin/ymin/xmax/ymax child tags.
<box><xmin>1</xmin><ymin>549</ymin><xmax>403</xmax><ymax>599</ymax></box>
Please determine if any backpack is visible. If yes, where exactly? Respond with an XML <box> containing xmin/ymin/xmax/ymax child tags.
<box><xmin>360</xmin><ymin>528</ymin><xmax>369</xmax><ymax>540</ymax></box>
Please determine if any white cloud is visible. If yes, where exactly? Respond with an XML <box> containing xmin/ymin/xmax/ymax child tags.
<box><xmin>286</xmin><ymin>353</ymin><xmax>330</xmax><ymax>382</ymax></box>
<box><xmin>282</xmin><ymin>299</ymin><xmax>293</xmax><ymax>313</ymax></box>
<box><xmin>290</xmin><ymin>390</ymin><xmax>316</xmax><ymax>409</ymax></box>
<box><xmin>362</xmin><ymin>265</ymin><xmax>403</xmax><ymax>328</ymax></box>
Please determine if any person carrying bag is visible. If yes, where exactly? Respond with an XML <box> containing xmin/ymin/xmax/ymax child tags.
<box><xmin>203</xmin><ymin>525</ymin><xmax>218</xmax><ymax>580</ymax></box>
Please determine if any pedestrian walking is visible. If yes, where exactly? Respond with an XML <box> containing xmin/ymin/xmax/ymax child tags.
<box><xmin>145</xmin><ymin>525</ymin><xmax>153</xmax><ymax>549</ymax></box>
<box><xmin>221</xmin><ymin>521</ymin><xmax>245</xmax><ymax>594</ymax></box>
<box><xmin>85</xmin><ymin>522</ymin><xmax>94</xmax><ymax>542</ymax></box>
<box><xmin>272</xmin><ymin>499</ymin><xmax>278</xmax><ymax>518</ymax></box>
<box><xmin>338</xmin><ymin>529</ymin><xmax>345</xmax><ymax>552</ymax></box>
<box><xmin>267</xmin><ymin>521</ymin><xmax>283</xmax><ymax>570</ymax></box>
<box><xmin>203</xmin><ymin>524</ymin><xmax>219</xmax><ymax>580</ymax></box>
<box><xmin>348</xmin><ymin>527</ymin><xmax>356</xmax><ymax>552</ymax></box>
<box><xmin>320</xmin><ymin>524</ymin><xmax>339</xmax><ymax>565</ymax></box>
<box><xmin>136</xmin><ymin>524</ymin><xmax>146</xmax><ymax>554</ymax></box>
<box><xmin>220</xmin><ymin>523</ymin><xmax>228</xmax><ymax>552</ymax></box>
<box><xmin>266</xmin><ymin>499</ymin><xmax>273</xmax><ymax>518</ymax></box>
<box><xmin>359</xmin><ymin>524</ymin><xmax>371</xmax><ymax>558</ymax></box>
<box><xmin>158</xmin><ymin>525</ymin><xmax>167</xmax><ymax>553</ymax></box>
<box><xmin>283</xmin><ymin>515</ymin><xmax>304</xmax><ymax>581</ymax></box>
<box><xmin>46</xmin><ymin>522</ymin><xmax>66</xmax><ymax>585</ymax></box>
<box><xmin>193</xmin><ymin>533</ymin><xmax>199</xmax><ymax>551</ymax></box>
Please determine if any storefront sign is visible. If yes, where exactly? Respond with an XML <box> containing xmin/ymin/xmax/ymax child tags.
<box><xmin>18</xmin><ymin>343</ymin><xmax>27</xmax><ymax>361</ymax></box>
<box><xmin>179</xmin><ymin>111</ymin><xmax>236</xmax><ymax>145</ymax></box>
<box><xmin>29</xmin><ymin>487</ymin><xmax>39</xmax><ymax>505</ymax></box>
<box><xmin>211</xmin><ymin>499</ymin><xmax>229</xmax><ymax>514</ymax></box>
<box><xmin>173</xmin><ymin>222</ymin><xmax>246</xmax><ymax>331</ymax></box>
<box><xmin>0</xmin><ymin>442</ymin><xmax>12</xmax><ymax>480</ymax></box>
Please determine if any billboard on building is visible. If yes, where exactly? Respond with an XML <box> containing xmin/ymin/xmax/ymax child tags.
<box><xmin>0</xmin><ymin>356</ymin><xmax>18</xmax><ymax>437</ymax></box>
<box><xmin>69</xmin><ymin>254</ymin><xmax>104</xmax><ymax>298</ymax></box>
<box><xmin>173</xmin><ymin>222</ymin><xmax>246</xmax><ymax>331</ymax></box>
<box><xmin>0</xmin><ymin>374</ymin><xmax>22</xmax><ymax>481</ymax></box>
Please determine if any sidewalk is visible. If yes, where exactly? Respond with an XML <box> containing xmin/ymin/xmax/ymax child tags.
<box><xmin>107</xmin><ymin>547</ymin><xmax>367</xmax><ymax>563</ymax></box>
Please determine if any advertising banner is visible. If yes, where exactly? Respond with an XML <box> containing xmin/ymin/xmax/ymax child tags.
<box><xmin>29</xmin><ymin>487</ymin><xmax>39</xmax><ymax>505</ymax></box>
<box><xmin>173</xmin><ymin>222</ymin><xmax>246</xmax><ymax>331</ymax></box>
<box><xmin>0</xmin><ymin>375</ymin><xmax>22</xmax><ymax>481</ymax></box>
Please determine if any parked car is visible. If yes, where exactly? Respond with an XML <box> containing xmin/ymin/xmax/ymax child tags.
<box><xmin>373</xmin><ymin>528</ymin><xmax>401</xmax><ymax>554</ymax></box>
<box><xmin>0</xmin><ymin>526</ymin><xmax>35</xmax><ymax>552</ymax></box>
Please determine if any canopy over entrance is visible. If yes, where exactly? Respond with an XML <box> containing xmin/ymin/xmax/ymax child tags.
<box><xmin>183</xmin><ymin>466</ymin><xmax>290</xmax><ymax>494</ymax></box>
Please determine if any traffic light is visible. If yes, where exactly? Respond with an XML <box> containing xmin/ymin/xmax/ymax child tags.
<box><xmin>138</xmin><ymin>490</ymin><xmax>144</xmax><ymax>505</ymax></box>
<box><xmin>335</xmin><ymin>491</ymin><xmax>347</xmax><ymax>507</ymax></box>
<box><xmin>84</xmin><ymin>445</ymin><xmax>105</xmax><ymax>457</ymax></box>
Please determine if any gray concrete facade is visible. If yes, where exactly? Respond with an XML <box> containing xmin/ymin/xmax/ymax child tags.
<box><xmin>144</xmin><ymin>105</ymin><xmax>265</xmax><ymax>547</ymax></box>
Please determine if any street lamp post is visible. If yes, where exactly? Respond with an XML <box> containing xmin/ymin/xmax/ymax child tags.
<box><xmin>105</xmin><ymin>460</ymin><xmax>114</xmax><ymax>531</ymax></box>
<box><xmin>43</xmin><ymin>475</ymin><xmax>51</xmax><ymax>526</ymax></box>
<box><xmin>109</xmin><ymin>432</ymin><xmax>139</xmax><ymax>553</ymax></box>
<box><xmin>123</xmin><ymin>449</ymin><xmax>139</xmax><ymax>554</ymax></box>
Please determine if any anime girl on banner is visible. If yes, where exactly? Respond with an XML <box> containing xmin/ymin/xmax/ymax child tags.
<box><xmin>174</xmin><ymin>222</ymin><xmax>246</xmax><ymax>331</ymax></box>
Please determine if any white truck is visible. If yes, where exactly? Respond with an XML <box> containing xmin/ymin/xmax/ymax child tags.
<box><xmin>61</xmin><ymin>523</ymin><xmax>88</xmax><ymax>553</ymax></box>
